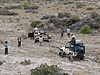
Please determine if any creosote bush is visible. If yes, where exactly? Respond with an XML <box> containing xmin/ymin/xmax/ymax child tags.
<box><xmin>91</xmin><ymin>11</ymin><xmax>99</xmax><ymax>18</ymax></box>
<box><xmin>30</xmin><ymin>63</ymin><xmax>69</xmax><ymax>75</ymax></box>
<box><xmin>20</xmin><ymin>60</ymin><xmax>31</xmax><ymax>65</ymax></box>
<box><xmin>80</xmin><ymin>25</ymin><xmax>91</xmax><ymax>34</ymax></box>
<box><xmin>86</xmin><ymin>7</ymin><xmax>94</xmax><ymax>10</ymax></box>
<box><xmin>30</xmin><ymin>21</ymin><xmax>41</xmax><ymax>27</ymax></box>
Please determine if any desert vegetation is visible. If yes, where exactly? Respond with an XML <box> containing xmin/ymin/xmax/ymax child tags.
<box><xmin>20</xmin><ymin>60</ymin><xmax>31</xmax><ymax>65</ymax></box>
<box><xmin>30</xmin><ymin>63</ymin><xmax>69</xmax><ymax>75</ymax></box>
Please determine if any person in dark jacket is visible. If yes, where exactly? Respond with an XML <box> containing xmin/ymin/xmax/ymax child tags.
<box><xmin>61</xmin><ymin>29</ymin><xmax>64</xmax><ymax>38</ymax></box>
<box><xmin>17</xmin><ymin>36</ymin><xmax>21</xmax><ymax>47</ymax></box>
<box><xmin>3</xmin><ymin>41</ymin><xmax>8</xmax><ymax>54</ymax></box>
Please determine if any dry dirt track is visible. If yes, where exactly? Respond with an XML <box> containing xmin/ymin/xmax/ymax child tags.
<box><xmin>0</xmin><ymin>20</ymin><xmax>100</xmax><ymax>75</ymax></box>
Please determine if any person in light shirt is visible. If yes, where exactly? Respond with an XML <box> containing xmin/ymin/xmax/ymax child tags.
<box><xmin>3</xmin><ymin>41</ymin><xmax>8</xmax><ymax>54</ymax></box>
<box><xmin>39</xmin><ymin>36</ymin><xmax>43</xmax><ymax>47</ymax></box>
<box><xmin>66</xmin><ymin>27</ymin><xmax>70</xmax><ymax>38</ymax></box>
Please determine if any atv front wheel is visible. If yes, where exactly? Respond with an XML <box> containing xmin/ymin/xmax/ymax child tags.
<box><xmin>59</xmin><ymin>52</ymin><xmax>63</xmax><ymax>58</ymax></box>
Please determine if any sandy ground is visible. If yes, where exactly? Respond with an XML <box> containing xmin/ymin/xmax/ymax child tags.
<box><xmin>0</xmin><ymin>1</ymin><xmax>100</xmax><ymax>75</ymax></box>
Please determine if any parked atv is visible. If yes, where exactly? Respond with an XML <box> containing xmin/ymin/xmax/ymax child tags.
<box><xmin>59</xmin><ymin>40</ymin><xmax>85</xmax><ymax>62</ymax></box>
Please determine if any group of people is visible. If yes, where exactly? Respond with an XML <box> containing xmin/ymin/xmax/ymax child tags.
<box><xmin>3</xmin><ymin>36</ymin><xmax>21</xmax><ymax>55</ymax></box>
<box><xmin>61</xmin><ymin>27</ymin><xmax>71</xmax><ymax>39</ymax></box>
<box><xmin>61</xmin><ymin>27</ymin><xmax>76</xmax><ymax>44</ymax></box>
<box><xmin>3</xmin><ymin>27</ymin><xmax>75</xmax><ymax>55</ymax></box>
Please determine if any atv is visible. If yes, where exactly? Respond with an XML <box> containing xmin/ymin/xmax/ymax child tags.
<box><xmin>59</xmin><ymin>40</ymin><xmax>85</xmax><ymax>62</ymax></box>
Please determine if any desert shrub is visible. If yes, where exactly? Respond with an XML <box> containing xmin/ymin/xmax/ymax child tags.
<box><xmin>23</xmin><ymin>3</ymin><xmax>39</xmax><ymax>9</ymax></box>
<box><xmin>48</xmin><ymin>18</ymin><xmax>57</xmax><ymax>23</ymax></box>
<box><xmin>30</xmin><ymin>63</ymin><xmax>69</xmax><ymax>75</ymax></box>
<box><xmin>86</xmin><ymin>7</ymin><xmax>94</xmax><ymax>10</ymax></box>
<box><xmin>80</xmin><ymin>25</ymin><xmax>91</xmax><ymax>34</ymax></box>
<box><xmin>58</xmin><ymin>12</ymin><xmax>71</xmax><ymax>18</ymax></box>
<box><xmin>91</xmin><ymin>11</ymin><xmax>99</xmax><ymax>18</ymax></box>
<box><xmin>58</xmin><ymin>12</ymin><xmax>64</xmax><ymax>18</ymax></box>
<box><xmin>41</xmin><ymin>15</ymin><xmax>49</xmax><ymax>20</ymax></box>
<box><xmin>63</xmin><ymin>12</ymin><xmax>71</xmax><ymax>18</ymax></box>
<box><xmin>90</xmin><ymin>23</ymin><xmax>100</xmax><ymax>29</ymax></box>
<box><xmin>69</xmin><ymin>15</ymin><xmax>80</xmax><ymax>23</ymax></box>
<box><xmin>16</xmin><ymin>18</ymin><xmax>20</xmax><ymax>22</ymax></box>
<box><xmin>30</xmin><ymin>21</ymin><xmax>41</xmax><ymax>27</ymax></box>
<box><xmin>23</xmin><ymin>3</ymin><xmax>28</xmax><ymax>8</ymax></box>
<box><xmin>95</xmin><ymin>17</ymin><xmax>100</xmax><ymax>22</ymax></box>
<box><xmin>41</xmin><ymin>15</ymin><xmax>56</xmax><ymax>20</ymax></box>
<box><xmin>40</xmin><ymin>24</ymin><xmax>44</xmax><ymax>28</ymax></box>
<box><xmin>50</xmin><ymin>15</ymin><xmax>56</xmax><ymax>18</ymax></box>
<box><xmin>0</xmin><ymin>61</ymin><xmax>3</xmax><ymax>65</ymax></box>
<box><xmin>0</xmin><ymin>10</ymin><xmax>18</xmax><ymax>15</ymax></box>
<box><xmin>20</xmin><ymin>60</ymin><xmax>31</xmax><ymax>65</ymax></box>
<box><xmin>76</xmin><ymin>2</ymin><xmax>84</xmax><ymax>8</ymax></box>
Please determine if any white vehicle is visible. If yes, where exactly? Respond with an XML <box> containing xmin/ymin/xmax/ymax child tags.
<box><xmin>59</xmin><ymin>40</ymin><xmax>85</xmax><ymax>62</ymax></box>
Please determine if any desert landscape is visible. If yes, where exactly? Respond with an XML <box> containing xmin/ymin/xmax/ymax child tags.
<box><xmin>0</xmin><ymin>0</ymin><xmax>100</xmax><ymax>75</ymax></box>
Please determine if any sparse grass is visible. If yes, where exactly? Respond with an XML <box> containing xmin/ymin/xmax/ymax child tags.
<box><xmin>23</xmin><ymin>3</ymin><xmax>39</xmax><ymax>9</ymax></box>
<box><xmin>4</xmin><ymin>5</ymin><xmax>22</xmax><ymax>9</ymax></box>
<box><xmin>56</xmin><ymin>47</ymin><xmax>60</xmax><ymax>50</ymax></box>
<box><xmin>30</xmin><ymin>21</ymin><xmax>41</xmax><ymax>27</ymax></box>
<box><xmin>30</xmin><ymin>63</ymin><xmax>69</xmax><ymax>75</ymax></box>
<box><xmin>86</xmin><ymin>7</ymin><xmax>94</xmax><ymax>10</ymax></box>
<box><xmin>20</xmin><ymin>60</ymin><xmax>31</xmax><ymax>65</ymax></box>
<box><xmin>80</xmin><ymin>25</ymin><xmax>91</xmax><ymax>34</ymax></box>
<box><xmin>0</xmin><ymin>10</ymin><xmax>18</xmax><ymax>15</ymax></box>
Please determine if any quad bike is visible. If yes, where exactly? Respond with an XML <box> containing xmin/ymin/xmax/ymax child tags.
<box><xmin>59</xmin><ymin>40</ymin><xmax>85</xmax><ymax>62</ymax></box>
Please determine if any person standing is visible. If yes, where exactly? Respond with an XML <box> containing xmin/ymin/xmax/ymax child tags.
<box><xmin>39</xmin><ymin>36</ymin><xmax>43</xmax><ymax>47</ymax></box>
<box><xmin>3</xmin><ymin>41</ymin><xmax>8</xmax><ymax>54</ymax></box>
<box><xmin>61</xmin><ymin>29</ymin><xmax>64</xmax><ymax>38</ymax></box>
<box><xmin>17</xmin><ymin>36</ymin><xmax>21</xmax><ymax>47</ymax></box>
<box><xmin>66</xmin><ymin>27</ymin><xmax>71</xmax><ymax>38</ymax></box>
